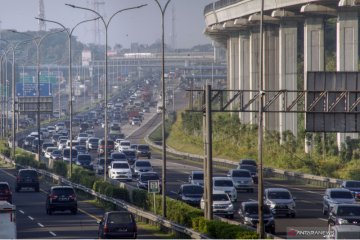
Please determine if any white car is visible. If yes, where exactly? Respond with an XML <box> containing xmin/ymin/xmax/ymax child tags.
<box><xmin>117</xmin><ymin>140</ymin><xmax>131</xmax><ymax>152</ymax></box>
<box><xmin>44</xmin><ymin>147</ymin><xmax>58</xmax><ymax>159</ymax></box>
<box><xmin>40</xmin><ymin>128</ymin><xmax>49</xmax><ymax>138</ymax></box>
<box><xmin>108</xmin><ymin>161</ymin><xmax>132</xmax><ymax>181</ymax></box>
<box><xmin>212</xmin><ymin>177</ymin><xmax>237</xmax><ymax>202</ymax></box>
<box><xmin>47</xmin><ymin>126</ymin><xmax>56</xmax><ymax>134</ymax></box>
<box><xmin>201</xmin><ymin>190</ymin><xmax>234</xmax><ymax>219</ymax></box>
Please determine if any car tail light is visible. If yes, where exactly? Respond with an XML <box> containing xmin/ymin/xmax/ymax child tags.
<box><xmin>103</xmin><ymin>224</ymin><xmax>109</xmax><ymax>233</ymax></box>
<box><xmin>16</xmin><ymin>176</ymin><xmax>20</xmax><ymax>182</ymax></box>
<box><xmin>69</xmin><ymin>194</ymin><xmax>77</xmax><ymax>200</ymax></box>
<box><xmin>4</xmin><ymin>189</ymin><xmax>10</xmax><ymax>195</ymax></box>
<box><xmin>49</xmin><ymin>194</ymin><xmax>58</xmax><ymax>200</ymax></box>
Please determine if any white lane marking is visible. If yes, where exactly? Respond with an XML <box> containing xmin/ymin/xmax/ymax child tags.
<box><xmin>318</xmin><ymin>218</ymin><xmax>328</xmax><ymax>222</ymax></box>
<box><xmin>37</xmin><ymin>223</ymin><xmax>44</xmax><ymax>227</ymax></box>
<box><xmin>28</xmin><ymin>216</ymin><xmax>34</xmax><ymax>221</ymax></box>
<box><xmin>49</xmin><ymin>231</ymin><xmax>56</xmax><ymax>237</ymax></box>
<box><xmin>248</xmin><ymin>199</ymin><xmax>256</xmax><ymax>201</ymax></box>
<box><xmin>19</xmin><ymin>210</ymin><xmax>25</xmax><ymax>214</ymax></box>
<box><xmin>269</xmin><ymin>182</ymin><xmax>322</xmax><ymax>195</ymax></box>
<box><xmin>176</xmin><ymin>180</ymin><xmax>187</xmax><ymax>183</ymax></box>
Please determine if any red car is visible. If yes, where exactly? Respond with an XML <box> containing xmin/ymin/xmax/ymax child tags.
<box><xmin>0</xmin><ymin>182</ymin><xmax>12</xmax><ymax>203</ymax></box>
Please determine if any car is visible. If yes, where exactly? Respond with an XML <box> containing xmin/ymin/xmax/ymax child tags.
<box><xmin>108</xmin><ymin>161</ymin><xmax>132</xmax><ymax>181</ymax></box>
<box><xmin>74</xmin><ymin>145</ymin><xmax>87</xmax><ymax>155</ymax></box>
<box><xmin>97</xmin><ymin>211</ymin><xmax>137</xmax><ymax>239</ymax></box>
<box><xmin>212</xmin><ymin>177</ymin><xmax>237</xmax><ymax>202</ymax></box>
<box><xmin>50</xmin><ymin>150</ymin><xmax>62</xmax><ymax>160</ymax></box>
<box><xmin>44</xmin><ymin>147</ymin><xmax>58</xmax><ymax>159</ymax></box>
<box><xmin>15</xmin><ymin>169</ymin><xmax>40</xmax><ymax>192</ymax></box>
<box><xmin>57</xmin><ymin>139</ymin><xmax>68</xmax><ymax>150</ymax></box>
<box><xmin>75</xmin><ymin>154</ymin><xmax>92</xmax><ymax>170</ymax></box>
<box><xmin>86</xmin><ymin>137</ymin><xmax>100</xmax><ymax>151</ymax></box>
<box><xmin>22</xmin><ymin>135</ymin><xmax>35</xmax><ymax>150</ymax></box>
<box><xmin>111</xmin><ymin>152</ymin><xmax>127</xmax><ymax>162</ymax></box>
<box><xmin>62</xmin><ymin>148</ymin><xmax>78</xmax><ymax>162</ymax></box>
<box><xmin>137</xmin><ymin>172</ymin><xmax>161</xmax><ymax>192</ymax></box>
<box><xmin>264</xmin><ymin>188</ymin><xmax>296</xmax><ymax>218</ymax></box>
<box><xmin>188</xmin><ymin>170</ymin><xmax>204</xmax><ymax>186</ymax></box>
<box><xmin>51</xmin><ymin>134</ymin><xmax>60</xmax><ymax>145</ymax></box>
<box><xmin>201</xmin><ymin>190</ymin><xmax>234</xmax><ymax>219</ymax></box>
<box><xmin>323</xmin><ymin>188</ymin><xmax>356</xmax><ymax>215</ymax></box>
<box><xmin>239</xmin><ymin>159</ymin><xmax>257</xmax><ymax>167</ymax></box>
<box><xmin>42</xmin><ymin>142</ymin><xmax>54</xmax><ymax>155</ymax></box>
<box><xmin>79</xmin><ymin>123</ymin><xmax>89</xmax><ymax>132</ymax></box>
<box><xmin>31</xmin><ymin>138</ymin><xmax>44</xmax><ymax>153</ymax></box>
<box><xmin>45</xmin><ymin>186</ymin><xmax>77</xmax><ymax>215</ymax></box>
<box><xmin>55</xmin><ymin>122</ymin><xmax>66</xmax><ymax>132</ymax></box>
<box><xmin>130</xmin><ymin>144</ymin><xmax>138</xmax><ymax>150</ymax></box>
<box><xmin>237</xmin><ymin>164</ymin><xmax>258</xmax><ymax>184</ymax></box>
<box><xmin>227</xmin><ymin>169</ymin><xmax>254</xmax><ymax>192</ymax></box>
<box><xmin>132</xmin><ymin>160</ymin><xmax>153</xmax><ymax>177</ymax></box>
<box><xmin>176</xmin><ymin>184</ymin><xmax>203</xmax><ymax>206</ymax></box>
<box><xmin>94</xmin><ymin>157</ymin><xmax>113</xmax><ymax>175</ymax></box>
<box><xmin>0</xmin><ymin>182</ymin><xmax>12</xmax><ymax>203</ymax></box>
<box><xmin>329</xmin><ymin>225</ymin><xmax>360</xmax><ymax>239</ymax></box>
<box><xmin>40</xmin><ymin>128</ymin><xmax>49</xmax><ymax>138</ymax></box>
<box><xmin>98</xmin><ymin>139</ymin><xmax>115</xmax><ymax>155</ymax></box>
<box><xmin>238</xmin><ymin>201</ymin><xmax>275</xmax><ymax>234</ymax></box>
<box><xmin>117</xmin><ymin>140</ymin><xmax>131</xmax><ymax>152</ymax></box>
<box><xmin>136</xmin><ymin>144</ymin><xmax>151</xmax><ymax>159</ymax></box>
<box><xmin>328</xmin><ymin>203</ymin><xmax>360</xmax><ymax>227</ymax></box>
<box><xmin>131</xmin><ymin>117</ymin><xmax>141</xmax><ymax>126</ymax></box>
<box><xmin>121</xmin><ymin>149</ymin><xmax>137</xmax><ymax>166</ymax></box>
<box><xmin>341</xmin><ymin>180</ymin><xmax>360</xmax><ymax>200</ymax></box>
<box><xmin>47</xmin><ymin>125</ymin><xmax>56</xmax><ymax>134</ymax></box>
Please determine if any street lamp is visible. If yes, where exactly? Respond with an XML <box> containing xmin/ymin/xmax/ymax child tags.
<box><xmin>66</xmin><ymin>3</ymin><xmax>147</xmax><ymax>181</ymax></box>
<box><xmin>36</xmin><ymin>16</ymin><xmax>99</xmax><ymax>177</ymax></box>
<box><xmin>154</xmin><ymin>0</ymin><xmax>171</xmax><ymax>218</ymax></box>
<box><xmin>11</xmin><ymin>29</ymin><xmax>65</xmax><ymax>160</ymax></box>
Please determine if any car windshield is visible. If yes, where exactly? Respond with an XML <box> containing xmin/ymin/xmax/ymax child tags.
<box><xmin>239</xmin><ymin>165</ymin><xmax>257</xmax><ymax>172</ymax></box>
<box><xmin>112</xmin><ymin>153</ymin><xmax>126</xmax><ymax>160</ymax></box>
<box><xmin>213</xmin><ymin>194</ymin><xmax>229</xmax><ymax>201</ymax></box>
<box><xmin>52</xmin><ymin>150</ymin><xmax>61</xmax><ymax>155</ymax></box>
<box><xmin>183</xmin><ymin>185</ymin><xmax>203</xmax><ymax>194</ymax></box>
<box><xmin>330</xmin><ymin>191</ymin><xmax>353</xmax><ymax>199</ymax></box>
<box><xmin>123</xmin><ymin>150</ymin><xmax>136</xmax><ymax>157</ymax></box>
<box><xmin>137</xmin><ymin>145</ymin><xmax>149</xmax><ymax>151</ymax></box>
<box><xmin>79</xmin><ymin>133</ymin><xmax>87</xmax><ymax>137</ymax></box>
<box><xmin>193</xmin><ymin>173</ymin><xmax>203</xmax><ymax>180</ymax></box>
<box><xmin>20</xmin><ymin>170</ymin><xmax>37</xmax><ymax>178</ymax></box>
<box><xmin>214</xmin><ymin>180</ymin><xmax>233</xmax><ymax>187</ymax></box>
<box><xmin>268</xmin><ymin>191</ymin><xmax>291</xmax><ymax>199</ymax></box>
<box><xmin>113</xmin><ymin>163</ymin><xmax>129</xmax><ymax>169</ymax></box>
<box><xmin>232</xmin><ymin>171</ymin><xmax>251</xmax><ymax>177</ymax></box>
<box><xmin>89</xmin><ymin>138</ymin><xmax>99</xmax><ymax>144</ymax></box>
<box><xmin>121</xmin><ymin>142</ymin><xmax>130</xmax><ymax>146</ymax></box>
<box><xmin>78</xmin><ymin>155</ymin><xmax>91</xmax><ymax>161</ymax></box>
<box><xmin>244</xmin><ymin>204</ymin><xmax>271</xmax><ymax>215</ymax></box>
<box><xmin>141</xmin><ymin>174</ymin><xmax>159</xmax><ymax>181</ymax></box>
<box><xmin>111</xmin><ymin>126</ymin><xmax>120</xmax><ymax>131</ymax></box>
<box><xmin>107</xmin><ymin>212</ymin><xmax>133</xmax><ymax>224</ymax></box>
<box><xmin>240</xmin><ymin>160</ymin><xmax>256</xmax><ymax>165</ymax></box>
<box><xmin>136</xmin><ymin>161</ymin><xmax>151</xmax><ymax>167</ymax></box>
<box><xmin>63</xmin><ymin>149</ymin><xmax>77</xmax><ymax>157</ymax></box>
<box><xmin>76</xmin><ymin>146</ymin><xmax>86</xmax><ymax>151</ymax></box>
<box><xmin>345</xmin><ymin>181</ymin><xmax>360</xmax><ymax>188</ymax></box>
<box><xmin>337</xmin><ymin>206</ymin><xmax>360</xmax><ymax>216</ymax></box>
<box><xmin>0</xmin><ymin>184</ymin><xmax>9</xmax><ymax>191</ymax></box>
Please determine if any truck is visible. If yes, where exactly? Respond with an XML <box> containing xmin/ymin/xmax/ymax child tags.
<box><xmin>0</xmin><ymin>201</ymin><xmax>16</xmax><ymax>239</ymax></box>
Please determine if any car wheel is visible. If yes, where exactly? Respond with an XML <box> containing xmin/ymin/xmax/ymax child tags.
<box><xmin>291</xmin><ymin>213</ymin><xmax>296</xmax><ymax>218</ymax></box>
<box><xmin>323</xmin><ymin>206</ymin><xmax>328</xmax><ymax>216</ymax></box>
<box><xmin>71</xmin><ymin>208</ymin><xmax>77</xmax><ymax>215</ymax></box>
<box><xmin>35</xmin><ymin>186</ymin><xmax>40</xmax><ymax>192</ymax></box>
<box><xmin>270</xmin><ymin>228</ymin><xmax>275</xmax><ymax>234</ymax></box>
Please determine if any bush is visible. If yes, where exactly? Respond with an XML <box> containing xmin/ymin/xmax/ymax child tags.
<box><xmin>70</xmin><ymin>166</ymin><xmax>96</xmax><ymax>189</ymax></box>
<box><xmin>53</xmin><ymin>161</ymin><xmax>67</xmax><ymax>177</ymax></box>
<box><xmin>132</xmin><ymin>189</ymin><xmax>149</xmax><ymax>209</ymax></box>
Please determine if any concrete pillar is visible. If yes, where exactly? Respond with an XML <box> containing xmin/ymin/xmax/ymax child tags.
<box><xmin>228</xmin><ymin>33</ymin><xmax>240</xmax><ymax>110</ymax></box>
<box><xmin>238</xmin><ymin>31</ymin><xmax>251</xmax><ymax>124</ymax></box>
<box><xmin>336</xmin><ymin>11</ymin><xmax>359</xmax><ymax>149</ymax></box>
<box><xmin>279</xmin><ymin>21</ymin><xmax>298</xmax><ymax>140</ymax></box>
<box><xmin>249</xmin><ymin>29</ymin><xmax>260</xmax><ymax>124</ymax></box>
<box><xmin>263</xmin><ymin>25</ymin><xmax>279</xmax><ymax>132</ymax></box>
<box><xmin>304</xmin><ymin>17</ymin><xmax>325</xmax><ymax>153</ymax></box>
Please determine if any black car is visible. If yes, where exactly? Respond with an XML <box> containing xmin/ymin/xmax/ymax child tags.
<box><xmin>0</xmin><ymin>182</ymin><xmax>12</xmax><ymax>203</ymax></box>
<box><xmin>15</xmin><ymin>169</ymin><xmax>40</xmax><ymax>192</ymax></box>
<box><xmin>22</xmin><ymin>136</ymin><xmax>35</xmax><ymax>150</ymax></box>
<box><xmin>239</xmin><ymin>159</ymin><xmax>257</xmax><ymax>167</ymax></box>
<box><xmin>80</xmin><ymin>123</ymin><xmax>89</xmax><ymax>132</ymax></box>
<box><xmin>46</xmin><ymin>186</ymin><xmax>77</xmax><ymax>215</ymax></box>
<box><xmin>237</xmin><ymin>164</ymin><xmax>258</xmax><ymax>184</ymax></box>
<box><xmin>94</xmin><ymin>157</ymin><xmax>113</xmax><ymax>175</ymax></box>
<box><xmin>238</xmin><ymin>201</ymin><xmax>275</xmax><ymax>234</ymax></box>
<box><xmin>328</xmin><ymin>204</ymin><xmax>360</xmax><ymax>226</ymax></box>
<box><xmin>177</xmin><ymin>184</ymin><xmax>203</xmax><ymax>207</ymax></box>
<box><xmin>136</xmin><ymin>144</ymin><xmax>151</xmax><ymax>159</ymax></box>
<box><xmin>137</xmin><ymin>172</ymin><xmax>161</xmax><ymax>192</ymax></box>
<box><xmin>98</xmin><ymin>211</ymin><xmax>137</xmax><ymax>239</ymax></box>
<box><xmin>76</xmin><ymin>154</ymin><xmax>92</xmax><ymax>170</ymax></box>
<box><xmin>121</xmin><ymin>149</ymin><xmax>137</xmax><ymax>166</ymax></box>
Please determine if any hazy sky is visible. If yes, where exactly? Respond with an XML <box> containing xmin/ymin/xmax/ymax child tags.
<box><xmin>0</xmin><ymin>0</ymin><xmax>214</xmax><ymax>49</ymax></box>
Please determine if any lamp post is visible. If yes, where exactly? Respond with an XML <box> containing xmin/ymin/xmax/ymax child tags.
<box><xmin>66</xmin><ymin>3</ymin><xmax>147</xmax><ymax>181</ymax></box>
<box><xmin>11</xmin><ymin>30</ymin><xmax>64</xmax><ymax>160</ymax></box>
<box><xmin>153</xmin><ymin>0</ymin><xmax>171</xmax><ymax>217</ymax></box>
<box><xmin>36</xmin><ymin>17</ymin><xmax>99</xmax><ymax>177</ymax></box>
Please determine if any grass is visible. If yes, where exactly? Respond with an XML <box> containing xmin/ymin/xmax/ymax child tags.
<box><xmin>0</xmin><ymin>158</ymin><xmax>13</xmax><ymax>168</ymax></box>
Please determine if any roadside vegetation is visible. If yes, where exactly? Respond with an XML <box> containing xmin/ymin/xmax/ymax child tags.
<box><xmin>164</xmin><ymin>110</ymin><xmax>360</xmax><ymax>180</ymax></box>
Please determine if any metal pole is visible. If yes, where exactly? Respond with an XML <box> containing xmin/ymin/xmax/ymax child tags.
<box><xmin>206</xmin><ymin>84</ymin><xmax>213</xmax><ymax>220</ymax></box>
<box><xmin>257</xmin><ymin>0</ymin><xmax>265</xmax><ymax>238</ymax></box>
<box><xmin>203</xmin><ymin>89</ymin><xmax>207</xmax><ymax>219</ymax></box>
<box><xmin>11</xmin><ymin>49</ymin><xmax>15</xmax><ymax>159</ymax></box>
<box><xmin>36</xmin><ymin>41</ymin><xmax>41</xmax><ymax>160</ymax></box>
<box><xmin>5</xmin><ymin>60</ymin><xmax>8</xmax><ymax>138</ymax></box>
<box><xmin>69</xmin><ymin>33</ymin><xmax>73</xmax><ymax>176</ymax></box>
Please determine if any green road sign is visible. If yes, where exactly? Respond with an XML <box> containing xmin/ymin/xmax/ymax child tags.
<box><xmin>148</xmin><ymin>180</ymin><xmax>160</xmax><ymax>193</ymax></box>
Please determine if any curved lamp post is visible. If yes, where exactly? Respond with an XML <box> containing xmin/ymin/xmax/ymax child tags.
<box><xmin>65</xmin><ymin>3</ymin><xmax>147</xmax><ymax>181</ymax></box>
<box><xmin>154</xmin><ymin>0</ymin><xmax>171</xmax><ymax>218</ymax></box>
<box><xmin>36</xmin><ymin>17</ymin><xmax>100</xmax><ymax>177</ymax></box>
<box><xmin>10</xmin><ymin>29</ymin><xmax>65</xmax><ymax>160</ymax></box>
<box><xmin>0</xmin><ymin>50</ymin><xmax>7</xmax><ymax>138</ymax></box>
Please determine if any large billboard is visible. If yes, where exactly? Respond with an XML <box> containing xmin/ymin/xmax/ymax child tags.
<box><xmin>306</xmin><ymin>72</ymin><xmax>360</xmax><ymax>132</ymax></box>
<box><xmin>16</xmin><ymin>83</ymin><xmax>52</xmax><ymax>97</ymax></box>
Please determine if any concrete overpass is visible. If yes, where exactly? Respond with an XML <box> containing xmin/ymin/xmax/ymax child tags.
<box><xmin>203</xmin><ymin>0</ymin><xmax>359</xmax><ymax>144</ymax></box>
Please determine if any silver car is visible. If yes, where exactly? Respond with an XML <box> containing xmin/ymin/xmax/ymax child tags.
<box><xmin>264</xmin><ymin>188</ymin><xmax>296</xmax><ymax>218</ymax></box>
<box><xmin>188</xmin><ymin>170</ymin><xmax>204</xmax><ymax>186</ymax></box>
<box><xmin>323</xmin><ymin>188</ymin><xmax>356</xmax><ymax>215</ymax></box>
<box><xmin>227</xmin><ymin>169</ymin><xmax>254</xmax><ymax>192</ymax></box>
<box><xmin>132</xmin><ymin>160</ymin><xmax>153</xmax><ymax>177</ymax></box>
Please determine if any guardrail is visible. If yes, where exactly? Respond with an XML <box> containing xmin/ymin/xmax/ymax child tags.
<box><xmin>1</xmin><ymin>155</ymin><xmax>208</xmax><ymax>239</ymax></box>
<box><xmin>144</xmin><ymin>124</ymin><xmax>343</xmax><ymax>190</ymax></box>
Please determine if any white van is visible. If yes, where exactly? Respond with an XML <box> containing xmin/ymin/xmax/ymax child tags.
<box><xmin>0</xmin><ymin>201</ymin><xmax>16</xmax><ymax>239</ymax></box>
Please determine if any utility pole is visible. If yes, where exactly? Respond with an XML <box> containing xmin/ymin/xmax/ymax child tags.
<box><xmin>205</xmin><ymin>84</ymin><xmax>213</xmax><ymax>219</ymax></box>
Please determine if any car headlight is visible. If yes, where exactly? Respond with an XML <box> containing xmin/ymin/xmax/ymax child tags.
<box><xmin>244</xmin><ymin>216</ymin><xmax>253</xmax><ymax>224</ymax></box>
<box><xmin>227</xmin><ymin>204</ymin><xmax>234</xmax><ymax>210</ymax></box>
<box><xmin>267</xmin><ymin>201</ymin><xmax>276</xmax><ymax>209</ymax></box>
<box><xmin>288</xmin><ymin>201</ymin><xmax>296</xmax><ymax>209</ymax></box>
<box><xmin>338</xmin><ymin>218</ymin><xmax>349</xmax><ymax>225</ymax></box>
